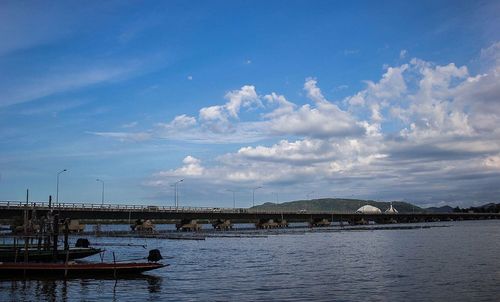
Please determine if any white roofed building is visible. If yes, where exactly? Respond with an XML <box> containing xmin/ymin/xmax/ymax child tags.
<box><xmin>356</xmin><ymin>205</ymin><xmax>382</xmax><ymax>214</ymax></box>
<box><xmin>385</xmin><ymin>204</ymin><xmax>398</xmax><ymax>214</ymax></box>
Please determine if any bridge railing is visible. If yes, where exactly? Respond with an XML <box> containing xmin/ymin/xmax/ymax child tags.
<box><xmin>0</xmin><ymin>201</ymin><xmax>363</xmax><ymax>214</ymax></box>
<box><xmin>2</xmin><ymin>201</ymin><xmax>498</xmax><ymax>216</ymax></box>
<box><xmin>0</xmin><ymin>201</ymin><xmax>356</xmax><ymax>213</ymax></box>
<box><xmin>0</xmin><ymin>201</ymin><xmax>252</xmax><ymax>213</ymax></box>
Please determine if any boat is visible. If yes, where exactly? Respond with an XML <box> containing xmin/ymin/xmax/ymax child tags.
<box><xmin>0</xmin><ymin>261</ymin><xmax>167</xmax><ymax>277</ymax></box>
<box><xmin>0</xmin><ymin>247</ymin><xmax>102</xmax><ymax>262</ymax></box>
<box><xmin>0</xmin><ymin>248</ymin><xmax>167</xmax><ymax>278</ymax></box>
<box><xmin>0</xmin><ymin>197</ymin><xmax>167</xmax><ymax>278</ymax></box>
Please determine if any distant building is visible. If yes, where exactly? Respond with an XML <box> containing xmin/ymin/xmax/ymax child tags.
<box><xmin>385</xmin><ymin>203</ymin><xmax>398</xmax><ymax>214</ymax></box>
<box><xmin>356</xmin><ymin>205</ymin><xmax>382</xmax><ymax>214</ymax></box>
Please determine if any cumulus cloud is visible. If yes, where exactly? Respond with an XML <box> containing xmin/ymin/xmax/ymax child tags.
<box><xmin>97</xmin><ymin>79</ymin><xmax>366</xmax><ymax>143</ymax></box>
<box><xmin>266</xmin><ymin>78</ymin><xmax>365</xmax><ymax>138</ymax></box>
<box><xmin>159</xmin><ymin>114</ymin><xmax>197</xmax><ymax>130</ymax></box>
<box><xmin>169</xmin><ymin>155</ymin><xmax>205</xmax><ymax>176</ymax></box>
<box><xmin>199</xmin><ymin>85</ymin><xmax>260</xmax><ymax>121</ymax></box>
<box><xmin>262</xmin><ymin>93</ymin><xmax>296</xmax><ymax>118</ymax></box>
<box><xmin>224</xmin><ymin>85</ymin><xmax>260</xmax><ymax>119</ymax></box>
<box><xmin>144</xmin><ymin>42</ymin><xmax>500</xmax><ymax>204</ymax></box>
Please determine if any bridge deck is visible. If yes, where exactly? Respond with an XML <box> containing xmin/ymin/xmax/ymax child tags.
<box><xmin>1</xmin><ymin>201</ymin><xmax>499</xmax><ymax>223</ymax></box>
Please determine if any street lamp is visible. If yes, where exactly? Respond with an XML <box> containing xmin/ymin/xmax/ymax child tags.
<box><xmin>227</xmin><ymin>189</ymin><xmax>236</xmax><ymax>208</ymax></box>
<box><xmin>272</xmin><ymin>192</ymin><xmax>279</xmax><ymax>204</ymax></box>
<box><xmin>56</xmin><ymin>169</ymin><xmax>67</xmax><ymax>206</ymax></box>
<box><xmin>252</xmin><ymin>186</ymin><xmax>262</xmax><ymax>207</ymax></box>
<box><xmin>173</xmin><ymin>179</ymin><xmax>184</xmax><ymax>208</ymax></box>
<box><xmin>96</xmin><ymin>179</ymin><xmax>105</xmax><ymax>205</ymax></box>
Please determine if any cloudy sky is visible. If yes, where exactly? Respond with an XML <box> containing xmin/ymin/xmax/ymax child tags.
<box><xmin>1</xmin><ymin>1</ymin><xmax>499</xmax><ymax>208</ymax></box>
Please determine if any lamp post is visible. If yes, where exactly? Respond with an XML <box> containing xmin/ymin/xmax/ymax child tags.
<box><xmin>173</xmin><ymin>179</ymin><xmax>184</xmax><ymax>208</ymax></box>
<box><xmin>227</xmin><ymin>189</ymin><xmax>236</xmax><ymax>209</ymax></box>
<box><xmin>96</xmin><ymin>179</ymin><xmax>105</xmax><ymax>205</ymax></box>
<box><xmin>56</xmin><ymin>169</ymin><xmax>67</xmax><ymax>207</ymax></box>
<box><xmin>252</xmin><ymin>186</ymin><xmax>262</xmax><ymax>207</ymax></box>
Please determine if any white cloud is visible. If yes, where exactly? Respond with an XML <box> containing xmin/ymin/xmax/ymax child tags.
<box><xmin>347</xmin><ymin>65</ymin><xmax>408</xmax><ymax>109</ymax></box>
<box><xmin>199</xmin><ymin>105</ymin><xmax>226</xmax><ymax>122</ymax></box>
<box><xmin>400</xmin><ymin>49</ymin><xmax>407</xmax><ymax>59</ymax></box>
<box><xmin>145</xmin><ymin>42</ymin><xmax>500</xmax><ymax>204</ymax></box>
<box><xmin>267</xmin><ymin>103</ymin><xmax>365</xmax><ymax>138</ymax></box>
<box><xmin>483</xmin><ymin>155</ymin><xmax>500</xmax><ymax>169</ymax></box>
<box><xmin>262</xmin><ymin>93</ymin><xmax>296</xmax><ymax>118</ymax></box>
<box><xmin>480</xmin><ymin>41</ymin><xmax>500</xmax><ymax>70</ymax></box>
<box><xmin>265</xmin><ymin>78</ymin><xmax>366</xmax><ymax>138</ymax></box>
<box><xmin>122</xmin><ymin>121</ymin><xmax>138</xmax><ymax>128</ymax></box>
<box><xmin>89</xmin><ymin>131</ymin><xmax>152</xmax><ymax>142</ymax></box>
<box><xmin>304</xmin><ymin>78</ymin><xmax>328</xmax><ymax>104</ymax></box>
<box><xmin>223</xmin><ymin>85</ymin><xmax>260</xmax><ymax>118</ymax></box>
<box><xmin>160</xmin><ymin>114</ymin><xmax>197</xmax><ymax>129</ymax></box>
<box><xmin>0</xmin><ymin>63</ymin><xmax>141</xmax><ymax>108</ymax></box>
<box><xmin>195</xmin><ymin>85</ymin><xmax>261</xmax><ymax>134</ymax></box>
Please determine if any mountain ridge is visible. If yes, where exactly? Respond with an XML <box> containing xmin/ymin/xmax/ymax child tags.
<box><xmin>251</xmin><ymin>198</ymin><xmax>423</xmax><ymax>213</ymax></box>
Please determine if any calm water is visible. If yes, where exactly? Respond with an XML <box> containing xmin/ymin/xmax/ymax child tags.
<box><xmin>1</xmin><ymin>220</ymin><xmax>499</xmax><ymax>301</ymax></box>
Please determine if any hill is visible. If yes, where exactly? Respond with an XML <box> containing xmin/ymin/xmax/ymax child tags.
<box><xmin>251</xmin><ymin>198</ymin><xmax>423</xmax><ymax>213</ymax></box>
<box><xmin>454</xmin><ymin>203</ymin><xmax>500</xmax><ymax>213</ymax></box>
<box><xmin>425</xmin><ymin>205</ymin><xmax>455</xmax><ymax>213</ymax></box>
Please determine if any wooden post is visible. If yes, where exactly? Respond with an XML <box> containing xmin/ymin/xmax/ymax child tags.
<box><xmin>24</xmin><ymin>189</ymin><xmax>29</xmax><ymax>263</ymax></box>
<box><xmin>113</xmin><ymin>251</ymin><xmax>117</xmax><ymax>278</ymax></box>
<box><xmin>64</xmin><ymin>219</ymin><xmax>69</xmax><ymax>250</ymax></box>
<box><xmin>65</xmin><ymin>249</ymin><xmax>70</xmax><ymax>277</ymax></box>
<box><xmin>53</xmin><ymin>214</ymin><xmax>59</xmax><ymax>260</ymax></box>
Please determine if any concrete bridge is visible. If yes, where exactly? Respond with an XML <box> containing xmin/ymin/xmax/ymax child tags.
<box><xmin>1</xmin><ymin>201</ymin><xmax>499</xmax><ymax>226</ymax></box>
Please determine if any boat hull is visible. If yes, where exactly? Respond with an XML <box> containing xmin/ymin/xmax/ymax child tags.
<box><xmin>0</xmin><ymin>248</ymin><xmax>102</xmax><ymax>262</ymax></box>
<box><xmin>0</xmin><ymin>262</ymin><xmax>166</xmax><ymax>277</ymax></box>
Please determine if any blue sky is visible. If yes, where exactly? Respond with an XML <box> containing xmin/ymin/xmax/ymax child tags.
<box><xmin>1</xmin><ymin>0</ymin><xmax>499</xmax><ymax>208</ymax></box>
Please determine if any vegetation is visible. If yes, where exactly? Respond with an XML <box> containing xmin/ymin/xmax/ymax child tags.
<box><xmin>453</xmin><ymin>203</ymin><xmax>500</xmax><ymax>213</ymax></box>
<box><xmin>251</xmin><ymin>198</ymin><xmax>424</xmax><ymax>213</ymax></box>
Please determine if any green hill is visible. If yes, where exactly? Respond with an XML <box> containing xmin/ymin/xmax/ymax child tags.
<box><xmin>251</xmin><ymin>198</ymin><xmax>423</xmax><ymax>213</ymax></box>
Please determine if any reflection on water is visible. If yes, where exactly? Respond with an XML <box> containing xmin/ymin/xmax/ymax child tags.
<box><xmin>0</xmin><ymin>275</ymin><xmax>162</xmax><ymax>302</ymax></box>
<box><xmin>1</xmin><ymin>220</ymin><xmax>500</xmax><ymax>301</ymax></box>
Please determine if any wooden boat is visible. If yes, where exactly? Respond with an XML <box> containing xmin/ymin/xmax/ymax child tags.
<box><xmin>0</xmin><ymin>247</ymin><xmax>102</xmax><ymax>262</ymax></box>
<box><xmin>0</xmin><ymin>261</ymin><xmax>167</xmax><ymax>277</ymax></box>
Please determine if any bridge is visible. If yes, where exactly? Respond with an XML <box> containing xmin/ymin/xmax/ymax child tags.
<box><xmin>1</xmin><ymin>201</ymin><xmax>499</xmax><ymax>226</ymax></box>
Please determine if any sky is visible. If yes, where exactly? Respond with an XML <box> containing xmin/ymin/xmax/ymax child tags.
<box><xmin>0</xmin><ymin>0</ymin><xmax>499</xmax><ymax>208</ymax></box>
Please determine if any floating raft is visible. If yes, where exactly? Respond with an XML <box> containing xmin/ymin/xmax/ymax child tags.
<box><xmin>0</xmin><ymin>261</ymin><xmax>167</xmax><ymax>277</ymax></box>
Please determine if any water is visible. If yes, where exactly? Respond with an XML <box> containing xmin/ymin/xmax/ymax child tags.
<box><xmin>1</xmin><ymin>220</ymin><xmax>499</xmax><ymax>301</ymax></box>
